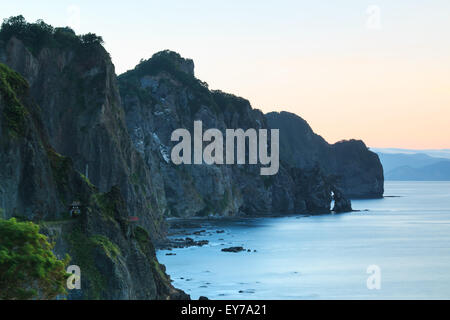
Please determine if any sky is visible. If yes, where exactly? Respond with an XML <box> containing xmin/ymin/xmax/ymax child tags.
<box><xmin>1</xmin><ymin>0</ymin><xmax>449</xmax><ymax>149</ymax></box>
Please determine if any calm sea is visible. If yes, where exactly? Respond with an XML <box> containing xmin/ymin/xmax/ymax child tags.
<box><xmin>157</xmin><ymin>181</ymin><xmax>450</xmax><ymax>299</ymax></box>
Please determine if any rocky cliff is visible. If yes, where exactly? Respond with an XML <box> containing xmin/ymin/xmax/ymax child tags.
<box><xmin>0</xmin><ymin>17</ymin><xmax>380</xmax><ymax>299</ymax></box>
<box><xmin>118</xmin><ymin>50</ymin><xmax>352</xmax><ymax>216</ymax></box>
<box><xmin>0</xmin><ymin>17</ymin><xmax>186</xmax><ymax>299</ymax></box>
<box><xmin>0</xmin><ymin>32</ymin><xmax>166</xmax><ymax>239</ymax></box>
<box><xmin>266</xmin><ymin>111</ymin><xmax>384</xmax><ymax>198</ymax></box>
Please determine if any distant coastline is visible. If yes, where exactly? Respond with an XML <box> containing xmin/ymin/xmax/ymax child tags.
<box><xmin>372</xmin><ymin>148</ymin><xmax>450</xmax><ymax>181</ymax></box>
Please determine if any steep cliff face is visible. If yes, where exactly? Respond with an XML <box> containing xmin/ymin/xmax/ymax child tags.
<box><xmin>118</xmin><ymin>50</ymin><xmax>336</xmax><ymax>216</ymax></box>
<box><xmin>119</xmin><ymin>52</ymin><xmax>242</xmax><ymax>217</ymax></box>
<box><xmin>266</xmin><ymin>111</ymin><xmax>384</xmax><ymax>198</ymax></box>
<box><xmin>0</xmin><ymin>19</ymin><xmax>186</xmax><ymax>299</ymax></box>
<box><xmin>41</xmin><ymin>186</ymin><xmax>188</xmax><ymax>300</ymax></box>
<box><xmin>0</xmin><ymin>62</ymin><xmax>63</xmax><ymax>220</ymax></box>
<box><xmin>329</xmin><ymin>140</ymin><xmax>384</xmax><ymax>198</ymax></box>
<box><xmin>0</xmin><ymin>35</ymin><xmax>166</xmax><ymax>238</ymax></box>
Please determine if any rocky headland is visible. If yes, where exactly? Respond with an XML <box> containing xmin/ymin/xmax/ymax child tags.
<box><xmin>0</xmin><ymin>16</ymin><xmax>383</xmax><ymax>299</ymax></box>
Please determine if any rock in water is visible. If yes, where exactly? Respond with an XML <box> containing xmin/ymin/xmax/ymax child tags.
<box><xmin>118</xmin><ymin>50</ymin><xmax>357</xmax><ymax>217</ymax></box>
<box><xmin>221</xmin><ymin>246</ymin><xmax>246</xmax><ymax>253</ymax></box>
<box><xmin>0</xmin><ymin>17</ymin><xmax>383</xmax><ymax>300</ymax></box>
<box><xmin>266</xmin><ymin>111</ymin><xmax>384</xmax><ymax>199</ymax></box>
<box><xmin>332</xmin><ymin>188</ymin><xmax>353</xmax><ymax>213</ymax></box>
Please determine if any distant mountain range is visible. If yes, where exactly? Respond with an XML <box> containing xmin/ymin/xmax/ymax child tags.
<box><xmin>372</xmin><ymin>148</ymin><xmax>450</xmax><ymax>159</ymax></box>
<box><xmin>371</xmin><ymin>148</ymin><xmax>450</xmax><ymax>181</ymax></box>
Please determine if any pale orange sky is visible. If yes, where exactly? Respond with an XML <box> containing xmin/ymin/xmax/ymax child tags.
<box><xmin>188</xmin><ymin>4</ymin><xmax>450</xmax><ymax>149</ymax></box>
<box><xmin>4</xmin><ymin>1</ymin><xmax>450</xmax><ymax>149</ymax></box>
<box><xmin>201</xmin><ymin>51</ymin><xmax>450</xmax><ymax>149</ymax></box>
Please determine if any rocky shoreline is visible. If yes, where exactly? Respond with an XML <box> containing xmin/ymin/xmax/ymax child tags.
<box><xmin>157</xmin><ymin>210</ymin><xmax>368</xmax><ymax>252</ymax></box>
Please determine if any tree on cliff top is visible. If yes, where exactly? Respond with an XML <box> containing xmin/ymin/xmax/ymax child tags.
<box><xmin>0</xmin><ymin>218</ymin><xmax>70</xmax><ymax>300</ymax></box>
<box><xmin>0</xmin><ymin>15</ymin><xmax>104</xmax><ymax>55</ymax></box>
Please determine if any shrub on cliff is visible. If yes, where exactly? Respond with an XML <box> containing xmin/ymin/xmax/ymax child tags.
<box><xmin>0</xmin><ymin>218</ymin><xmax>70</xmax><ymax>300</ymax></box>
<box><xmin>119</xmin><ymin>50</ymin><xmax>218</xmax><ymax>116</ymax></box>
<box><xmin>0</xmin><ymin>62</ymin><xmax>29</xmax><ymax>137</ymax></box>
<box><xmin>0</xmin><ymin>15</ymin><xmax>103</xmax><ymax>55</ymax></box>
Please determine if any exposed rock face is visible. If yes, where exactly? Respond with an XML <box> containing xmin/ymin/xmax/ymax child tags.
<box><xmin>329</xmin><ymin>140</ymin><xmax>384</xmax><ymax>198</ymax></box>
<box><xmin>266</xmin><ymin>111</ymin><xmax>384</xmax><ymax>198</ymax></box>
<box><xmin>118</xmin><ymin>50</ymin><xmax>336</xmax><ymax>217</ymax></box>
<box><xmin>0</xmin><ymin>20</ymin><xmax>376</xmax><ymax>298</ymax></box>
<box><xmin>0</xmin><ymin>34</ymin><xmax>185</xmax><ymax>298</ymax></box>
<box><xmin>0</xmin><ymin>62</ymin><xmax>64</xmax><ymax>221</ymax></box>
<box><xmin>331</xmin><ymin>187</ymin><xmax>353</xmax><ymax>213</ymax></box>
<box><xmin>41</xmin><ymin>187</ymin><xmax>189</xmax><ymax>300</ymax></box>
<box><xmin>0</xmin><ymin>36</ymin><xmax>166</xmax><ymax>238</ymax></box>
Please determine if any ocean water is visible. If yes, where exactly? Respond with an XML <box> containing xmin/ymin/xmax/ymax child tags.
<box><xmin>157</xmin><ymin>181</ymin><xmax>450</xmax><ymax>299</ymax></box>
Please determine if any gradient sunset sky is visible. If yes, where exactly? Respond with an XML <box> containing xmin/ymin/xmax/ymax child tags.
<box><xmin>2</xmin><ymin>0</ymin><xmax>449</xmax><ymax>149</ymax></box>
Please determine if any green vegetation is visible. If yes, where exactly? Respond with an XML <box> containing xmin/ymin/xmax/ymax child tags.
<box><xmin>0</xmin><ymin>63</ymin><xmax>29</xmax><ymax>137</ymax></box>
<box><xmin>90</xmin><ymin>235</ymin><xmax>121</xmax><ymax>261</ymax></box>
<box><xmin>65</xmin><ymin>228</ymin><xmax>104</xmax><ymax>299</ymax></box>
<box><xmin>151</xmin><ymin>256</ymin><xmax>170</xmax><ymax>284</ymax></box>
<box><xmin>79</xmin><ymin>173</ymin><xmax>95</xmax><ymax>189</ymax></box>
<box><xmin>92</xmin><ymin>187</ymin><xmax>122</xmax><ymax>219</ymax></box>
<box><xmin>0</xmin><ymin>218</ymin><xmax>70</xmax><ymax>300</ymax></box>
<box><xmin>117</xmin><ymin>77</ymin><xmax>158</xmax><ymax>107</ymax></box>
<box><xmin>47</xmin><ymin>148</ymin><xmax>72</xmax><ymax>203</ymax></box>
<box><xmin>118</xmin><ymin>51</ymin><xmax>252</xmax><ymax>118</ymax></box>
<box><xmin>133</xmin><ymin>226</ymin><xmax>171</xmax><ymax>286</ymax></box>
<box><xmin>134</xmin><ymin>226</ymin><xmax>154</xmax><ymax>255</ymax></box>
<box><xmin>0</xmin><ymin>16</ymin><xmax>104</xmax><ymax>56</ymax></box>
<box><xmin>211</xmin><ymin>90</ymin><xmax>251</xmax><ymax>115</ymax></box>
<box><xmin>130</xmin><ymin>50</ymin><xmax>201</xmax><ymax>86</ymax></box>
<box><xmin>195</xmin><ymin>190</ymin><xmax>231</xmax><ymax>217</ymax></box>
<box><xmin>65</xmin><ymin>226</ymin><xmax>122</xmax><ymax>300</ymax></box>
<box><xmin>118</xmin><ymin>51</ymin><xmax>253</xmax><ymax>117</ymax></box>
<box><xmin>118</xmin><ymin>50</ymin><xmax>217</xmax><ymax>116</ymax></box>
